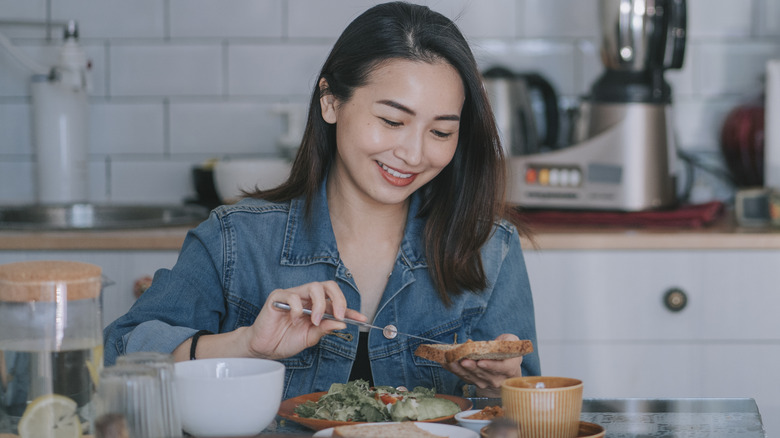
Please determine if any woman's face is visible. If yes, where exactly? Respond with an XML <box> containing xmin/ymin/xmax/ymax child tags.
<box><xmin>321</xmin><ymin>58</ymin><xmax>465</xmax><ymax>208</ymax></box>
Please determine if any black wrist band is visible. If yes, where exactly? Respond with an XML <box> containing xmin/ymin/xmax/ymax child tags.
<box><xmin>189</xmin><ymin>329</ymin><xmax>213</xmax><ymax>360</ymax></box>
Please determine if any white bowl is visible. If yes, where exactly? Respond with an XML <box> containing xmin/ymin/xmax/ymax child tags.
<box><xmin>213</xmin><ymin>158</ymin><xmax>291</xmax><ymax>203</ymax></box>
<box><xmin>455</xmin><ymin>409</ymin><xmax>492</xmax><ymax>433</ymax></box>
<box><xmin>174</xmin><ymin>357</ymin><xmax>285</xmax><ymax>437</ymax></box>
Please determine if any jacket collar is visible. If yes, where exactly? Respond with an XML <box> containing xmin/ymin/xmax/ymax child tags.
<box><xmin>280</xmin><ymin>178</ymin><xmax>428</xmax><ymax>269</ymax></box>
<box><xmin>398</xmin><ymin>192</ymin><xmax>427</xmax><ymax>270</ymax></box>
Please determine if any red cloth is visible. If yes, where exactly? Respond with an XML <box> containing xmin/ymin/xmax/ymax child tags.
<box><xmin>515</xmin><ymin>201</ymin><xmax>726</xmax><ymax>228</ymax></box>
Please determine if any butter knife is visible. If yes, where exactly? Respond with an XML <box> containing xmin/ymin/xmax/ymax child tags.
<box><xmin>272</xmin><ymin>301</ymin><xmax>444</xmax><ymax>344</ymax></box>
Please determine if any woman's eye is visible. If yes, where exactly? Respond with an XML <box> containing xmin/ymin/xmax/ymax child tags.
<box><xmin>380</xmin><ymin>118</ymin><xmax>401</xmax><ymax>127</ymax></box>
<box><xmin>432</xmin><ymin>130</ymin><xmax>454</xmax><ymax>139</ymax></box>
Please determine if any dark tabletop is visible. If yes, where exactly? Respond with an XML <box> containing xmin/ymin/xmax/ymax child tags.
<box><xmin>248</xmin><ymin>397</ymin><xmax>766</xmax><ymax>437</ymax></box>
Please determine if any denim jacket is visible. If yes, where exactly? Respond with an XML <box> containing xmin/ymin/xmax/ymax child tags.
<box><xmin>103</xmin><ymin>182</ymin><xmax>541</xmax><ymax>399</ymax></box>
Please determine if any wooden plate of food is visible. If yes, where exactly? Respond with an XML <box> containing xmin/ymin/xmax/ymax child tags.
<box><xmin>278</xmin><ymin>391</ymin><xmax>472</xmax><ymax>431</ymax></box>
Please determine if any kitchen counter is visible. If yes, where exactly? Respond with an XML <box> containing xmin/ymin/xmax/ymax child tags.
<box><xmin>1</xmin><ymin>214</ymin><xmax>779</xmax><ymax>251</ymax></box>
<box><xmin>526</xmin><ymin>215</ymin><xmax>780</xmax><ymax>250</ymax></box>
<box><xmin>0</xmin><ymin>227</ymin><xmax>194</xmax><ymax>250</ymax></box>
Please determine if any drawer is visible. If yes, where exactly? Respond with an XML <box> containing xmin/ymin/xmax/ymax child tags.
<box><xmin>525</xmin><ymin>250</ymin><xmax>780</xmax><ymax>341</ymax></box>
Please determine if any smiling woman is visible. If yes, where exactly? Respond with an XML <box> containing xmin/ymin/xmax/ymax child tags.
<box><xmin>320</xmin><ymin>59</ymin><xmax>464</xmax><ymax>205</ymax></box>
<box><xmin>103</xmin><ymin>1</ymin><xmax>540</xmax><ymax>402</ymax></box>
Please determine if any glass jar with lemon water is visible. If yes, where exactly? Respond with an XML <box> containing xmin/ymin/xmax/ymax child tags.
<box><xmin>0</xmin><ymin>261</ymin><xmax>104</xmax><ymax>438</ymax></box>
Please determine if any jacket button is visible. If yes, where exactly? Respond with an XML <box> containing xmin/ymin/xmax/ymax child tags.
<box><xmin>383</xmin><ymin>324</ymin><xmax>398</xmax><ymax>339</ymax></box>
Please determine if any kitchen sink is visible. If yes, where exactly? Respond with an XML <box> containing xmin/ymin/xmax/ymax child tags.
<box><xmin>0</xmin><ymin>203</ymin><xmax>210</xmax><ymax>230</ymax></box>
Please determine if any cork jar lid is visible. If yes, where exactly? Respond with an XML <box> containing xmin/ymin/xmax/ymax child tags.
<box><xmin>0</xmin><ymin>260</ymin><xmax>102</xmax><ymax>302</ymax></box>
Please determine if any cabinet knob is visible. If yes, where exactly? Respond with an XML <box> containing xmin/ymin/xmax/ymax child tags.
<box><xmin>663</xmin><ymin>287</ymin><xmax>688</xmax><ymax>312</ymax></box>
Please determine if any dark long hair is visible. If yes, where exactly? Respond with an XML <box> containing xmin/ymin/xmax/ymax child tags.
<box><xmin>247</xmin><ymin>1</ymin><xmax>530</xmax><ymax>305</ymax></box>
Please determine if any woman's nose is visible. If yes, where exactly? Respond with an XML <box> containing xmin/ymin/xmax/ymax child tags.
<box><xmin>394</xmin><ymin>130</ymin><xmax>424</xmax><ymax>165</ymax></box>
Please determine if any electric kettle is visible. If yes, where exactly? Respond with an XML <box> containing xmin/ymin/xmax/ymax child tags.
<box><xmin>483</xmin><ymin>66</ymin><xmax>560</xmax><ymax>156</ymax></box>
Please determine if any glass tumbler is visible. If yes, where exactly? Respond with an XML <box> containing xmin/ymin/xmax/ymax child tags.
<box><xmin>95</xmin><ymin>363</ymin><xmax>167</xmax><ymax>438</ymax></box>
<box><xmin>117</xmin><ymin>352</ymin><xmax>181</xmax><ymax>437</ymax></box>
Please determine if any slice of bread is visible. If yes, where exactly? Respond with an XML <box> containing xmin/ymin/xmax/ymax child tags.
<box><xmin>414</xmin><ymin>339</ymin><xmax>534</xmax><ymax>364</ymax></box>
<box><xmin>412</xmin><ymin>344</ymin><xmax>458</xmax><ymax>363</ymax></box>
<box><xmin>332</xmin><ymin>422</ymin><xmax>444</xmax><ymax>438</ymax></box>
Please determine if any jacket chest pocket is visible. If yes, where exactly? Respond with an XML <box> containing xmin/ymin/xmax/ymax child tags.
<box><xmin>225</xmin><ymin>294</ymin><xmax>261</xmax><ymax>329</ymax></box>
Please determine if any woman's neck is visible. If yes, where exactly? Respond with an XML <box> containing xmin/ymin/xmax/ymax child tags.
<box><xmin>326</xmin><ymin>172</ymin><xmax>409</xmax><ymax>321</ymax></box>
<box><xmin>326</xmin><ymin>171</ymin><xmax>409</xmax><ymax>240</ymax></box>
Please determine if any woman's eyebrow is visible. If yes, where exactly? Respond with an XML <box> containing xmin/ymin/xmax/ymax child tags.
<box><xmin>377</xmin><ymin>99</ymin><xmax>460</xmax><ymax>121</ymax></box>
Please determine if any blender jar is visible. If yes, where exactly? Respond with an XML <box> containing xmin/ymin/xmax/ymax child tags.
<box><xmin>0</xmin><ymin>260</ymin><xmax>104</xmax><ymax>437</ymax></box>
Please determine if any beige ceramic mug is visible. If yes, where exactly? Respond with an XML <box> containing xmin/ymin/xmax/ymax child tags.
<box><xmin>501</xmin><ymin>376</ymin><xmax>583</xmax><ymax>438</ymax></box>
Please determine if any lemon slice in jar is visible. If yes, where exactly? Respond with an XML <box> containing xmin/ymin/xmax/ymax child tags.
<box><xmin>18</xmin><ymin>394</ymin><xmax>83</xmax><ymax>438</ymax></box>
<box><xmin>85</xmin><ymin>344</ymin><xmax>104</xmax><ymax>386</ymax></box>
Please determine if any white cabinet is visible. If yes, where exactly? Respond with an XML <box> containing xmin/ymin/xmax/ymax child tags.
<box><xmin>524</xmin><ymin>249</ymin><xmax>780</xmax><ymax>435</ymax></box>
<box><xmin>0</xmin><ymin>250</ymin><xmax>180</xmax><ymax>328</ymax></box>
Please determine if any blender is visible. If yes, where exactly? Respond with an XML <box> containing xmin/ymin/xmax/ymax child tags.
<box><xmin>507</xmin><ymin>0</ymin><xmax>687</xmax><ymax>211</ymax></box>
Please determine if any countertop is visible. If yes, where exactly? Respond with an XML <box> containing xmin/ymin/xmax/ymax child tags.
<box><xmin>1</xmin><ymin>213</ymin><xmax>780</xmax><ymax>251</ymax></box>
<box><xmin>524</xmin><ymin>215</ymin><xmax>780</xmax><ymax>250</ymax></box>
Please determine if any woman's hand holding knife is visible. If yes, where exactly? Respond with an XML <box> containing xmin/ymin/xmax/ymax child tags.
<box><xmin>173</xmin><ymin>281</ymin><xmax>366</xmax><ymax>362</ymax></box>
<box><xmin>243</xmin><ymin>281</ymin><xmax>367</xmax><ymax>360</ymax></box>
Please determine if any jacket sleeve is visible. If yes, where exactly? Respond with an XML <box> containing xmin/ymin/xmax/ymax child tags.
<box><xmin>102</xmin><ymin>213</ymin><xmax>227</xmax><ymax>365</ymax></box>
<box><xmin>471</xmin><ymin>223</ymin><xmax>542</xmax><ymax>377</ymax></box>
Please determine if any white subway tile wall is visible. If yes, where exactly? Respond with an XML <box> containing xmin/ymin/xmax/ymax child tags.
<box><xmin>287</xmin><ymin>0</ymin><xmax>373</xmax><ymax>38</ymax></box>
<box><xmin>111</xmin><ymin>44</ymin><xmax>224</xmax><ymax>96</ymax></box>
<box><xmin>0</xmin><ymin>0</ymin><xmax>778</xmax><ymax>204</ymax></box>
<box><xmin>227</xmin><ymin>44</ymin><xmax>329</xmax><ymax>96</ymax></box>
<box><xmin>90</xmin><ymin>102</ymin><xmax>165</xmax><ymax>155</ymax></box>
<box><xmin>51</xmin><ymin>0</ymin><xmax>166</xmax><ymax>39</ymax></box>
<box><xmin>170</xmin><ymin>0</ymin><xmax>284</xmax><ymax>38</ymax></box>
<box><xmin>169</xmin><ymin>102</ymin><xmax>283</xmax><ymax>155</ymax></box>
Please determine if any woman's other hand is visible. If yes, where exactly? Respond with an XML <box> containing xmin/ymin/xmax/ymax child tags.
<box><xmin>245</xmin><ymin>281</ymin><xmax>366</xmax><ymax>359</ymax></box>
<box><xmin>441</xmin><ymin>333</ymin><xmax>524</xmax><ymax>397</ymax></box>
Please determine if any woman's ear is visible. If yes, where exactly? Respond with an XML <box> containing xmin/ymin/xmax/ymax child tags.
<box><xmin>319</xmin><ymin>78</ymin><xmax>337</xmax><ymax>124</ymax></box>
